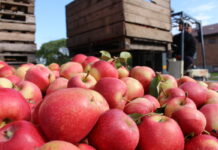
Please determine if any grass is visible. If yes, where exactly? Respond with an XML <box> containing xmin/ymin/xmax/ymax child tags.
<box><xmin>209</xmin><ymin>72</ymin><xmax>218</xmax><ymax>81</ymax></box>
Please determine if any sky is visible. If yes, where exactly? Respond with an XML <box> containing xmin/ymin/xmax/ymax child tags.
<box><xmin>35</xmin><ymin>0</ymin><xmax>218</xmax><ymax>49</ymax></box>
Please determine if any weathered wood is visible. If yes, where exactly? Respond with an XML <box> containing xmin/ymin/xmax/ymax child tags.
<box><xmin>152</xmin><ymin>0</ymin><xmax>170</xmax><ymax>8</ymax></box>
<box><xmin>125</xmin><ymin>23</ymin><xmax>172</xmax><ymax>42</ymax></box>
<box><xmin>0</xmin><ymin>22</ymin><xmax>35</xmax><ymax>32</ymax></box>
<box><xmin>129</xmin><ymin>44</ymin><xmax>166</xmax><ymax>51</ymax></box>
<box><xmin>0</xmin><ymin>11</ymin><xmax>35</xmax><ymax>23</ymax></box>
<box><xmin>0</xmin><ymin>42</ymin><xmax>36</xmax><ymax>52</ymax></box>
<box><xmin>0</xmin><ymin>31</ymin><xmax>35</xmax><ymax>42</ymax></box>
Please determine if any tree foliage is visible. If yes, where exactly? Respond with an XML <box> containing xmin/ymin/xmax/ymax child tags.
<box><xmin>36</xmin><ymin>38</ymin><xmax>70</xmax><ymax>65</ymax></box>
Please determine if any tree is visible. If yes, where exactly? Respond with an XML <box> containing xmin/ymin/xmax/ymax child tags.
<box><xmin>36</xmin><ymin>38</ymin><xmax>70</xmax><ymax>65</ymax></box>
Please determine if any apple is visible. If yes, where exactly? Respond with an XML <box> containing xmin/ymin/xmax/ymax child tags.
<box><xmin>90</xmin><ymin>60</ymin><xmax>118</xmax><ymax>81</ymax></box>
<box><xmin>46</xmin><ymin>77</ymin><xmax>68</xmax><ymax>95</ymax></box>
<box><xmin>0</xmin><ymin>77</ymin><xmax>13</xmax><ymax>88</ymax></box>
<box><xmin>94</xmin><ymin>77</ymin><xmax>127</xmax><ymax>109</ymax></box>
<box><xmin>0</xmin><ymin>88</ymin><xmax>31</xmax><ymax>127</ymax></box>
<box><xmin>164</xmin><ymin>96</ymin><xmax>197</xmax><ymax>117</ymax></box>
<box><xmin>25</xmin><ymin>64</ymin><xmax>56</xmax><ymax>93</ymax></box>
<box><xmin>6</xmin><ymin>75</ymin><xmax>21</xmax><ymax>85</ymax></box>
<box><xmin>207</xmin><ymin>82</ymin><xmax>218</xmax><ymax>92</ymax></box>
<box><xmin>130</xmin><ymin>66</ymin><xmax>155</xmax><ymax>93</ymax></box>
<box><xmin>68</xmin><ymin>73</ymin><xmax>97</xmax><ymax>89</ymax></box>
<box><xmin>0</xmin><ymin>61</ymin><xmax>8</xmax><ymax>69</ymax></box>
<box><xmin>143</xmin><ymin>95</ymin><xmax>160</xmax><ymax>111</ymax></box>
<box><xmin>38</xmin><ymin>88</ymin><xmax>109</xmax><ymax>143</ymax></box>
<box><xmin>206</xmin><ymin>89</ymin><xmax>218</xmax><ymax>104</ymax></box>
<box><xmin>158</xmin><ymin>87</ymin><xmax>185</xmax><ymax>106</ymax></box>
<box><xmin>159</xmin><ymin>74</ymin><xmax>178</xmax><ymax>91</ymax></box>
<box><xmin>0</xmin><ymin>120</ymin><xmax>45</xmax><ymax>150</ymax></box>
<box><xmin>78</xmin><ymin>143</ymin><xmax>96</xmax><ymax>150</ymax></box>
<box><xmin>117</xmin><ymin>66</ymin><xmax>129</xmax><ymax>78</ymax></box>
<box><xmin>71</xmin><ymin>53</ymin><xmax>87</xmax><ymax>64</ymax></box>
<box><xmin>172</xmin><ymin>107</ymin><xmax>206</xmax><ymax>136</ymax></box>
<box><xmin>124</xmin><ymin>97</ymin><xmax>154</xmax><ymax>115</ymax></box>
<box><xmin>15</xmin><ymin>63</ymin><xmax>34</xmax><ymax>80</ymax></box>
<box><xmin>14</xmin><ymin>81</ymin><xmax>43</xmax><ymax>111</ymax></box>
<box><xmin>48</xmin><ymin>63</ymin><xmax>60</xmax><ymax>71</ymax></box>
<box><xmin>37</xmin><ymin>140</ymin><xmax>79</xmax><ymax>150</ymax></box>
<box><xmin>138</xmin><ymin>114</ymin><xmax>184</xmax><ymax>150</ymax></box>
<box><xmin>121</xmin><ymin>77</ymin><xmax>144</xmax><ymax>101</ymax></box>
<box><xmin>198</xmin><ymin>81</ymin><xmax>208</xmax><ymax>88</ymax></box>
<box><xmin>177</xmin><ymin>75</ymin><xmax>197</xmax><ymax>86</ymax></box>
<box><xmin>88</xmin><ymin>109</ymin><xmax>139</xmax><ymax>150</ymax></box>
<box><xmin>60</xmin><ymin>62</ymin><xmax>83</xmax><ymax>79</ymax></box>
<box><xmin>0</xmin><ymin>65</ymin><xmax>14</xmax><ymax>77</ymax></box>
<box><xmin>200</xmin><ymin>104</ymin><xmax>218</xmax><ymax>138</ymax></box>
<box><xmin>180</xmin><ymin>81</ymin><xmax>208</xmax><ymax>108</ymax></box>
<box><xmin>82</xmin><ymin>56</ymin><xmax>99</xmax><ymax>69</ymax></box>
<box><xmin>185</xmin><ymin>134</ymin><xmax>218</xmax><ymax>150</ymax></box>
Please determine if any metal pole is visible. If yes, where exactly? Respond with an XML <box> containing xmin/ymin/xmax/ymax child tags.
<box><xmin>199</xmin><ymin>23</ymin><xmax>206</xmax><ymax>69</ymax></box>
<box><xmin>180</xmin><ymin>12</ymin><xmax>185</xmax><ymax>75</ymax></box>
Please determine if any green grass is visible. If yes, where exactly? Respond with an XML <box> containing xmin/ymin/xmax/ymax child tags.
<box><xmin>209</xmin><ymin>72</ymin><xmax>218</xmax><ymax>81</ymax></box>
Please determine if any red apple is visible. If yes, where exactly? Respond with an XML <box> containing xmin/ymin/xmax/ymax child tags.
<box><xmin>124</xmin><ymin>97</ymin><xmax>154</xmax><ymax>115</ymax></box>
<box><xmin>143</xmin><ymin>95</ymin><xmax>160</xmax><ymax>111</ymax></box>
<box><xmin>6</xmin><ymin>75</ymin><xmax>21</xmax><ymax>85</ymax></box>
<box><xmin>130</xmin><ymin>66</ymin><xmax>155</xmax><ymax>93</ymax></box>
<box><xmin>158</xmin><ymin>87</ymin><xmax>185</xmax><ymax>106</ymax></box>
<box><xmin>180</xmin><ymin>82</ymin><xmax>208</xmax><ymax>108</ymax></box>
<box><xmin>0</xmin><ymin>88</ymin><xmax>31</xmax><ymax>127</ymax></box>
<box><xmin>159</xmin><ymin>74</ymin><xmax>178</xmax><ymax>91</ymax></box>
<box><xmin>68</xmin><ymin>73</ymin><xmax>97</xmax><ymax>89</ymax></box>
<box><xmin>0</xmin><ymin>65</ymin><xmax>14</xmax><ymax>77</ymax></box>
<box><xmin>0</xmin><ymin>120</ymin><xmax>45</xmax><ymax>150</ymax></box>
<box><xmin>200</xmin><ymin>104</ymin><xmax>218</xmax><ymax>137</ymax></box>
<box><xmin>94</xmin><ymin>77</ymin><xmax>127</xmax><ymax>109</ymax></box>
<box><xmin>88</xmin><ymin>109</ymin><xmax>139</xmax><ymax>150</ymax></box>
<box><xmin>0</xmin><ymin>77</ymin><xmax>13</xmax><ymax>88</ymax></box>
<box><xmin>164</xmin><ymin>96</ymin><xmax>197</xmax><ymax>117</ymax></box>
<box><xmin>117</xmin><ymin>66</ymin><xmax>129</xmax><ymax>78</ymax></box>
<box><xmin>121</xmin><ymin>77</ymin><xmax>144</xmax><ymax>101</ymax></box>
<box><xmin>48</xmin><ymin>63</ymin><xmax>60</xmax><ymax>71</ymax></box>
<box><xmin>38</xmin><ymin>88</ymin><xmax>109</xmax><ymax>143</ymax></box>
<box><xmin>25</xmin><ymin>64</ymin><xmax>56</xmax><ymax>93</ymax></box>
<box><xmin>172</xmin><ymin>107</ymin><xmax>206</xmax><ymax>136</ymax></box>
<box><xmin>206</xmin><ymin>89</ymin><xmax>218</xmax><ymax>104</ymax></box>
<box><xmin>90</xmin><ymin>60</ymin><xmax>118</xmax><ymax>81</ymax></box>
<box><xmin>60</xmin><ymin>62</ymin><xmax>83</xmax><ymax>79</ymax></box>
<box><xmin>78</xmin><ymin>143</ymin><xmax>96</xmax><ymax>150</ymax></box>
<box><xmin>0</xmin><ymin>61</ymin><xmax>8</xmax><ymax>69</ymax></box>
<box><xmin>138</xmin><ymin>114</ymin><xmax>184</xmax><ymax>150</ymax></box>
<box><xmin>207</xmin><ymin>82</ymin><xmax>218</xmax><ymax>92</ymax></box>
<box><xmin>15</xmin><ymin>63</ymin><xmax>34</xmax><ymax>80</ymax></box>
<box><xmin>82</xmin><ymin>56</ymin><xmax>99</xmax><ymax>69</ymax></box>
<box><xmin>46</xmin><ymin>77</ymin><xmax>68</xmax><ymax>95</ymax></box>
<box><xmin>37</xmin><ymin>140</ymin><xmax>79</xmax><ymax>150</ymax></box>
<box><xmin>177</xmin><ymin>75</ymin><xmax>197</xmax><ymax>86</ymax></box>
<box><xmin>185</xmin><ymin>134</ymin><xmax>218</xmax><ymax>150</ymax></box>
<box><xmin>71</xmin><ymin>53</ymin><xmax>87</xmax><ymax>64</ymax></box>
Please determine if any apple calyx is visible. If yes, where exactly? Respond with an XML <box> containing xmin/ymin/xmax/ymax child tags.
<box><xmin>0</xmin><ymin>118</ymin><xmax>12</xmax><ymax>128</ymax></box>
<box><xmin>185</xmin><ymin>132</ymin><xmax>195</xmax><ymax>141</ymax></box>
<box><xmin>4</xmin><ymin>130</ymin><xmax>13</xmax><ymax>140</ymax></box>
<box><xmin>212</xmin><ymin>129</ymin><xmax>217</xmax><ymax>134</ymax></box>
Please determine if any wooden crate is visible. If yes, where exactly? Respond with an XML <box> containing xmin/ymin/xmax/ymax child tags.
<box><xmin>0</xmin><ymin>42</ymin><xmax>36</xmax><ymax>52</ymax></box>
<box><xmin>0</xmin><ymin>22</ymin><xmax>35</xmax><ymax>32</ymax></box>
<box><xmin>0</xmin><ymin>31</ymin><xmax>35</xmax><ymax>42</ymax></box>
<box><xmin>66</xmin><ymin>0</ymin><xmax>172</xmax><ymax>53</ymax></box>
<box><xmin>0</xmin><ymin>11</ymin><xmax>35</xmax><ymax>23</ymax></box>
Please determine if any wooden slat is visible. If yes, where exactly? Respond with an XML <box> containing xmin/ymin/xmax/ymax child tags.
<box><xmin>125</xmin><ymin>23</ymin><xmax>172</xmax><ymax>42</ymax></box>
<box><xmin>67</xmin><ymin>22</ymin><xmax>125</xmax><ymax>47</ymax></box>
<box><xmin>129</xmin><ymin>44</ymin><xmax>166</xmax><ymax>51</ymax></box>
<box><xmin>0</xmin><ymin>11</ymin><xmax>35</xmax><ymax>23</ymax></box>
<box><xmin>0</xmin><ymin>31</ymin><xmax>35</xmax><ymax>42</ymax></box>
<box><xmin>0</xmin><ymin>43</ymin><xmax>36</xmax><ymax>52</ymax></box>
<box><xmin>0</xmin><ymin>22</ymin><xmax>35</xmax><ymax>32</ymax></box>
<box><xmin>152</xmin><ymin>0</ymin><xmax>170</xmax><ymax>8</ymax></box>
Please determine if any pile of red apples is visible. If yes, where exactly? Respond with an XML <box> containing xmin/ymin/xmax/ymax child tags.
<box><xmin>0</xmin><ymin>53</ymin><xmax>218</xmax><ymax>150</ymax></box>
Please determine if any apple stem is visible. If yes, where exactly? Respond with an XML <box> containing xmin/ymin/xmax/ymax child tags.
<box><xmin>4</xmin><ymin>130</ymin><xmax>13</xmax><ymax>139</ymax></box>
<box><xmin>83</xmin><ymin>71</ymin><xmax>90</xmax><ymax>82</ymax></box>
<box><xmin>203</xmin><ymin>130</ymin><xmax>211</xmax><ymax>135</ymax></box>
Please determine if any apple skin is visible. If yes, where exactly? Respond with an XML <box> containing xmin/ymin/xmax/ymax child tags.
<box><xmin>25</xmin><ymin>65</ymin><xmax>56</xmax><ymax>93</ymax></box>
<box><xmin>38</xmin><ymin>88</ymin><xmax>109</xmax><ymax>143</ymax></box>
<box><xmin>78</xmin><ymin>143</ymin><xmax>96</xmax><ymax>150</ymax></box>
<box><xmin>15</xmin><ymin>63</ymin><xmax>34</xmax><ymax>80</ymax></box>
<box><xmin>117</xmin><ymin>66</ymin><xmax>129</xmax><ymax>78</ymax></box>
<box><xmin>90</xmin><ymin>60</ymin><xmax>118</xmax><ymax>81</ymax></box>
<box><xmin>94</xmin><ymin>77</ymin><xmax>127</xmax><ymax>109</ymax></box>
<box><xmin>124</xmin><ymin>97</ymin><xmax>154</xmax><ymax>115</ymax></box>
<box><xmin>121</xmin><ymin>77</ymin><xmax>144</xmax><ymax>101</ymax></box>
<box><xmin>82</xmin><ymin>56</ymin><xmax>99</xmax><ymax>69</ymax></box>
<box><xmin>88</xmin><ymin>109</ymin><xmax>139</xmax><ymax>150</ymax></box>
<box><xmin>0</xmin><ymin>120</ymin><xmax>45</xmax><ymax>150</ymax></box>
<box><xmin>200</xmin><ymin>104</ymin><xmax>218</xmax><ymax>138</ymax></box>
<box><xmin>138</xmin><ymin>115</ymin><xmax>184</xmax><ymax>150</ymax></box>
<box><xmin>6</xmin><ymin>75</ymin><xmax>21</xmax><ymax>85</ymax></box>
<box><xmin>0</xmin><ymin>88</ymin><xmax>31</xmax><ymax>126</ymax></box>
<box><xmin>68</xmin><ymin>73</ymin><xmax>97</xmax><ymax>89</ymax></box>
<box><xmin>177</xmin><ymin>76</ymin><xmax>197</xmax><ymax>86</ymax></box>
<box><xmin>143</xmin><ymin>95</ymin><xmax>160</xmax><ymax>111</ymax></box>
<box><xmin>0</xmin><ymin>65</ymin><xmax>14</xmax><ymax>77</ymax></box>
<box><xmin>71</xmin><ymin>54</ymin><xmax>87</xmax><ymax>64</ymax></box>
<box><xmin>207</xmin><ymin>82</ymin><xmax>218</xmax><ymax>92</ymax></box>
<box><xmin>164</xmin><ymin>96</ymin><xmax>197</xmax><ymax>117</ymax></box>
<box><xmin>130</xmin><ymin>66</ymin><xmax>155</xmax><ymax>93</ymax></box>
<box><xmin>206</xmin><ymin>89</ymin><xmax>218</xmax><ymax>104</ymax></box>
<box><xmin>46</xmin><ymin>77</ymin><xmax>68</xmax><ymax>95</ymax></box>
<box><xmin>180</xmin><ymin>82</ymin><xmax>208</xmax><ymax>108</ymax></box>
<box><xmin>172</xmin><ymin>107</ymin><xmax>206</xmax><ymax>136</ymax></box>
<box><xmin>158</xmin><ymin>87</ymin><xmax>186</xmax><ymax>106</ymax></box>
<box><xmin>0</xmin><ymin>77</ymin><xmax>13</xmax><ymax>88</ymax></box>
<box><xmin>48</xmin><ymin>63</ymin><xmax>60</xmax><ymax>71</ymax></box>
<box><xmin>0</xmin><ymin>61</ymin><xmax>8</xmax><ymax>69</ymax></box>
<box><xmin>60</xmin><ymin>62</ymin><xmax>83</xmax><ymax>79</ymax></box>
<box><xmin>14</xmin><ymin>81</ymin><xmax>43</xmax><ymax>111</ymax></box>
<box><xmin>185</xmin><ymin>134</ymin><xmax>218</xmax><ymax>150</ymax></box>
<box><xmin>37</xmin><ymin>140</ymin><xmax>79</xmax><ymax>150</ymax></box>
<box><xmin>159</xmin><ymin>74</ymin><xmax>178</xmax><ymax>91</ymax></box>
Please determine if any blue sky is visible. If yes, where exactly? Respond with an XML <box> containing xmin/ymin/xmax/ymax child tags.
<box><xmin>35</xmin><ymin>0</ymin><xmax>218</xmax><ymax>49</ymax></box>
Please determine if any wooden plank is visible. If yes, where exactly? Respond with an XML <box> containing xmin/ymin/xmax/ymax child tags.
<box><xmin>0</xmin><ymin>43</ymin><xmax>36</xmax><ymax>52</ymax></box>
<box><xmin>67</xmin><ymin>22</ymin><xmax>125</xmax><ymax>47</ymax></box>
<box><xmin>152</xmin><ymin>0</ymin><xmax>170</xmax><ymax>8</ymax></box>
<box><xmin>0</xmin><ymin>31</ymin><xmax>35</xmax><ymax>42</ymax></box>
<box><xmin>0</xmin><ymin>22</ymin><xmax>35</xmax><ymax>32</ymax></box>
<box><xmin>125</xmin><ymin>23</ymin><xmax>172</xmax><ymax>42</ymax></box>
<box><xmin>129</xmin><ymin>44</ymin><xmax>166</xmax><ymax>51</ymax></box>
<box><xmin>0</xmin><ymin>11</ymin><xmax>35</xmax><ymax>23</ymax></box>
<box><xmin>1</xmin><ymin>0</ymin><xmax>34</xmax><ymax>5</ymax></box>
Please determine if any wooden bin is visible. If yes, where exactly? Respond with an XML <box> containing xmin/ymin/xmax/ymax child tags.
<box><xmin>66</xmin><ymin>0</ymin><xmax>172</xmax><ymax>56</ymax></box>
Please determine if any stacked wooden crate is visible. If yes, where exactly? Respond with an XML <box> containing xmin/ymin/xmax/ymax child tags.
<box><xmin>66</xmin><ymin>0</ymin><xmax>171</xmax><ymax>68</ymax></box>
<box><xmin>0</xmin><ymin>0</ymin><xmax>36</xmax><ymax>65</ymax></box>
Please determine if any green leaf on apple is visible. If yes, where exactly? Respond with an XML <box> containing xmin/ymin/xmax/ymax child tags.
<box><xmin>100</xmin><ymin>50</ymin><xmax>111</xmax><ymax>61</ymax></box>
<box><xmin>149</xmin><ymin>73</ymin><xmax>162</xmax><ymax>98</ymax></box>
<box><xmin>129</xmin><ymin>113</ymin><xmax>146</xmax><ymax>125</ymax></box>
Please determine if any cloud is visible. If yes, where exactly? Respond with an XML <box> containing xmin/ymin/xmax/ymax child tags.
<box><xmin>195</xmin><ymin>14</ymin><xmax>213</xmax><ymax>25</ymax></box>
<box><xmin>190</xmin><ymin>2</ymin><xmax>216</xmax><ymax>13</ymax></box>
